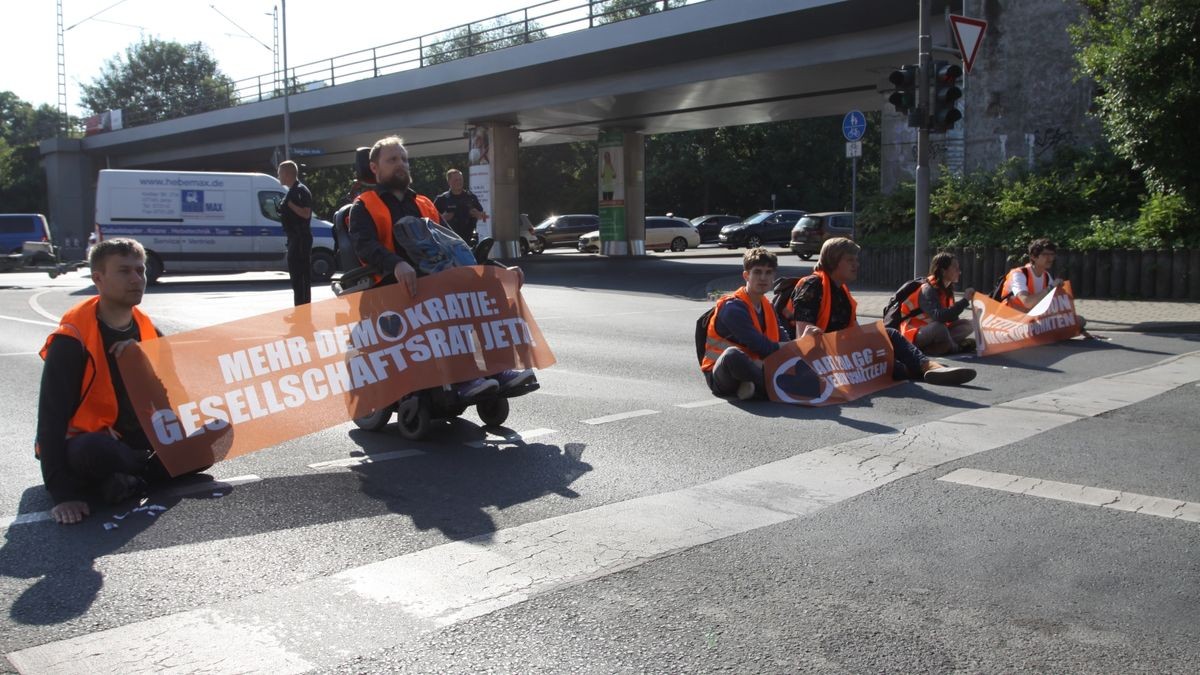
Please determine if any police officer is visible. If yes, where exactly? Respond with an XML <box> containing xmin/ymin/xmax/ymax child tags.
<box><xmin>433</xmin><ymin>168</ymin><xmax>487</xmax><ymax>243</ymax></box>
<box><xmin>277</xmin><ymin>160</ymin><xmax>313</xmax><ymax>306</ymax></box>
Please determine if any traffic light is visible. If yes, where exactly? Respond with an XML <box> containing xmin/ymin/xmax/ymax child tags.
<box><xmin>930</xmin><ymin>60</ymin><xmax>963</xmax><ymax>133</ymax></box>
<box><xmin>887</xmin><ymin>65</ymin><xmax>919</xmax><ymax>115</ymax></box>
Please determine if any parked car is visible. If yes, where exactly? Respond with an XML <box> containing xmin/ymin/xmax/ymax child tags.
<box><xmin>577</xmin><ymin>216</ymin><xmax>700</xmax><ymax>253</ymax></box>
<box><xmin>718</xmin><ymin>209</ymin><xmax>806</xmax><ymax>249</ymax></box>
<box><xmin>533</xmin><ymin>214</ymin><xmax>600</xmax><ymax>249</ymax></box>
<box><xmin>0</xmin><ymin>213</ymin><xmax>54</xmax><ymax>264</ymax></box>
<box><xmin>789</xmin><ymin>211</ymin><xmax>855</xmax><ymax>260</ymax></box>
<box><xmin>689</xmin><ymin>214</ymin><xmax>741</xmax><ymax>244</ymax></box>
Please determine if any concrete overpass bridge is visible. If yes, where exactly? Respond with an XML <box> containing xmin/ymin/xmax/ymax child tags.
<box><xmin>43</xmin><ymin>0</ymin><xmax>955</xmax><ymax>254</ymax></box>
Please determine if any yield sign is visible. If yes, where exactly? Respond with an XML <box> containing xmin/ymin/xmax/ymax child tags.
<box><xmin>949</xmin><ymin>14</ymin><xmax>988</xmax><ymax>74</ymax></box>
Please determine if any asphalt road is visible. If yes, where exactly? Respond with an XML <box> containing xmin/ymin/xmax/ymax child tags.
<box><xmin>1</xmin><ymin>248</ymin><xmax>1198</xmax><ymax>673</ymax></box>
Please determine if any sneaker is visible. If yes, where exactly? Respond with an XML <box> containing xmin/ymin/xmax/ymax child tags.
<box><xmin>921</xmin><ymin>363</ymin><xmax>977</xmax><ymax>386</ymax></box>
<box><xmin>494</xmin><ymin>368</ymin><xmax>535</xmax><ymax>391</ymax></box>
<box><xmin>736</xmin><ymin>381</ymin><xmax>757</xmax><ymax>400</ymax></box>
<box><xmin>453</xmin><ymin>377</ymin><xmax>499</xmax><ymax>399</ymax></box>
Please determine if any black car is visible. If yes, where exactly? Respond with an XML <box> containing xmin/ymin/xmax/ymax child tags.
<box><xmin>689</xmin><ymin>214</ymin><xmax>741</xmax><ymax>244</ymax></box>
<box><xmin>533</xmin><ymin>214</ymin><xmax>601</xmax><ymax>249</ymax></box>
<box><xmin>790</xmin><ymin>211</ymin><xmax>855</xmax><ymax>260</ymax></box>
<box><xmin>718</xmin><ymin>209</ymin><xmax>806</xmax><ymax>249</ymax></box>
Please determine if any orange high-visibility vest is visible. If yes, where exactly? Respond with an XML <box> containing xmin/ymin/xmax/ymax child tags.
<box><xmin>900</xmin><ymin>275</ymin><xmax>953</xmax><ymax>342</ymax></box>
<box><xmin>38</xmin><ymin>296</ymin><xmax>158</xmax><ymax>448</ymax></box>
<box><xmin>1003</xmin><ymin>265</ymin><xmax>1046</xmax><ymax>309</ymax></box>
<box><xmin>355</xmin><ymin>190</ymin><xmax>442</xmax><ymax>281</ymax></box>
<box><xmin>700</xmin><ymin>287</ymin><xmax>782</xmax><ymax>373</ymax></box>
<box><xmin>801</xmin><ymin>270</ymin><xmax>857</xmax><ymax>332</ymax></box>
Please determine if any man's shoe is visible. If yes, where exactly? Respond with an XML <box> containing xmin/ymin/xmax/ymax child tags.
<box><xmin>453</xmin><ymin>377</ymin><xmax>500</xmax><ymax>399</ymax></box>
<box><xmin>102</xmin><ymin>473</ymin><xmax>147</xmax><ymax>505</ymax></box>
<box><xmin>922</xmin><ymin>363</ymin><xmax>977</xmax><ymax>386</ymax></box>
<box><xmin>494</xmin><ymin>368</ymin><xmax>536</xmax><ymax>391</ymax></box>
<box><xmin>958</xmin><ymin>337</ymin><xmax>977</xmax><ymax>353</ymax></box>
<box><xmin>736</xmin><ymin>381</ymin><xmax>757</xmax><ymax>400</ymax></box>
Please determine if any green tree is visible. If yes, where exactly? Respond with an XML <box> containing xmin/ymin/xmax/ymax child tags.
<box><xmin>424</xmin><ymin>16</ymin><xmax>547</xmax><ymax>65</ymax></box>
<box><xmin>79</xmin><ymin>37</ymin><xmax>236</xmax><ymax>127</ymax></box>
<box><xmin>0</xmin><ymin>91</ymin><xmax>63</xmax><ymax>144</ymax></box>
<box><xmin>1070</xmin><ymin>0</ymin><xmax>1200</xmax><ymax>208</ymax></box>
<box><xmin>595</xmin><ymin>0</ymin><xmax>687</xmax><ymax>25</ymax></box>
<box><xmin>0</xmin><ymin>91</ymin><xmax>58</xmax><ymax>214</ymax></box>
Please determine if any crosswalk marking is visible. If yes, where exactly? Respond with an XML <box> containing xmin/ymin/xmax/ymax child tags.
<box><xmin>581</xmin><ymin>409</ymin><xmax>660</xmax><ymax>425</ymax></box>
<box><xmin>674</xmin><ymin>398</ymin><xmax>727</xmax><ymax>408</ymax></box>
<box><xmin>10</xmin><ymin>351</ymin><xmax>1197</xmax><ymax>673</ymax></box>
<box><xmin>938</xmin><ymin>468</ymin><xmax>1200</xmax><ymax>523</ymax></box>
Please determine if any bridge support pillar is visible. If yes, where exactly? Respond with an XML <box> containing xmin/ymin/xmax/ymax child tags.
<box><xmin>598</xmin><ymin>130</ymin><xmax>645</xmax><ymax>256</ymax></box>
<box><xmin>40</xmin><ymin>138</ymin><xmax>95</xmax><ymax>258</ymax></box>
<box><xmin>469</xmin><ymin>123</ymin><xmax>521</xmax><ymax>259</ymax></box>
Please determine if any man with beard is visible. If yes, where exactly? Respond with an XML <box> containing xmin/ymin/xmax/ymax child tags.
<box><xmin>348</xmin><ymin>136</ymin><xmax>534</xmax><ymax>399</ymax></box>
<box><xmin>35</xmin><ymin>239</ymin><xmax>171</xmax><ymax>524</ymax></box>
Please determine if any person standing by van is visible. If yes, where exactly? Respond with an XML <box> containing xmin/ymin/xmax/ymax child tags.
<box><xmin>277</xmin><ymin>160</ymin><xmax>313</xmax><ymax>306</ymax></box>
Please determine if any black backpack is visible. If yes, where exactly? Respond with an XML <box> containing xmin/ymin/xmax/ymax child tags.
<box><xmin>695</xmin><ymin>306</ymin><xmax>716</xmax><ymax>365</ymax></box>
<box><xmin>771</xmin><ymin>276</ymin><xmax>803</xmax><ymax>322</ymax></box>
<box><xmin>881</xmin><ymin>276</ymin><xmax>927</xmax><ymax>330</ymax></box>
<box><xmin>989</xmin><ymin>267</ymin><xmax>1030</xmax><ymax>302</ymax></box>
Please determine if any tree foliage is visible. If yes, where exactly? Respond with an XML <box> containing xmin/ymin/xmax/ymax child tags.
<box><xmin>79</xmin><ymin>37</ymin><xmax>236</xmax><ymax>126</ymax></box>
<box><xmin>595</xmin><ymin>0</ymin><xmax>688</xmax><ymax>25</ymax></box>
<box><xmin>1070</xmin><ymin>0</ymin><xmax>1200</xmax><ymax>208</ymax></box>
<box><xmin>424</xmin><ymin>16</ymin><xmax>547</xmax><ymax>65</ymax></box>
<box><xmin>0</xmin><ymin>91</ymin><xmax>59</xmax><ymax>214</ymax></box>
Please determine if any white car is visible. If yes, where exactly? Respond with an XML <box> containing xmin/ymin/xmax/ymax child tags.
<box><xmin>577</xmin><ymin>216</ymin><xmax>700</xmax><ymax>253</ymax></box>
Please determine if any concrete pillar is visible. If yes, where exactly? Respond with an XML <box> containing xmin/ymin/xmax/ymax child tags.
<box><xmin>598</xmin><ymin>130</ymin><xmax>645</xmax><ymax>256</ymax></box>
<box><xmin>40</xmin><ymin>138</ymin><xmax>95</xmax><ymax>254</ymax></box>
<box><xmin>468</xmin><ymin>123</ymin><xmax>521</xmax><ymax>258</ymax></box>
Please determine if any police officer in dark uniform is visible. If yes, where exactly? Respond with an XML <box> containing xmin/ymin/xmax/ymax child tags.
<box><xmin>277</xmin><ymin>160</ymin><xmax>313</xmax><ymax>306</ymax></box>
<box><xmin>432</xmin><ymin>168</ymin><xmax>487</xmax><ymax>243</ymax></box>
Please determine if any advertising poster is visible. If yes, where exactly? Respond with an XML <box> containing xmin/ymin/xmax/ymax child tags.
<box><xmin>468</xmin><ymin>126</ymin><xmax>493</xmax><ymax>241</ymax></box>
<box><xmin>118</xmin><ymin>266</ymin><xmax>555</xmax><ymax>476</ymax></box>
<box><xmin>971</xmin><ymin>283</ymin><xmax>1082</xmax><ymax>356</ymax></box>
<box><xmin>598</xmin><ymin>130</ymin><xmax>626</xmax><ymax>244</ymax></box>
<box><xmin>765</xmin><ymin>322</ymin><xmax>899</xmax><ymax>406</ymax></box>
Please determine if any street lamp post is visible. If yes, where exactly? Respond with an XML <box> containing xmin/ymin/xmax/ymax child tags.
<box><xmin>281</xmin><ymin>0</ymin><xmax>291</xmax><ymax>161</ymax></box>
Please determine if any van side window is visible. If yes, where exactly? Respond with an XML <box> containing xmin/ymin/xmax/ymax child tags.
<box><xmin>258</xmin><ymin>191</ymin><xmax>284</xmax><ymax>222</ymax></box>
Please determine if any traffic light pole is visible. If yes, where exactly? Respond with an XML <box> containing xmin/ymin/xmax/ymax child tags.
<box><xmin>914</xmin><ymin>0</ymin><xmax>932</xmax><ymax>278</ymax></box>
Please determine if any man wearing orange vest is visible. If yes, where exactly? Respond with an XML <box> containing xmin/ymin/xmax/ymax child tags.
<box><xmin>1003</xmin><ymin>237</ymin><xmax>1089</xmax><ymax>334</ymax></box>
<box><xmin>790</xmin><ymin>238</ymin><xmax>977</xmax><ymax>386</ymax></box>
<box><xmin>36</xmin><ymin>239</ymin><xmax>169</xmax><ymax>524</ymax></box>
<box><xmin>701</xmin><ymin>247</ymin><xmax>791</xmax><ymax>400</ymax></box>
<box><xmin>348</xmin><ymin>135</ymin><xmax>534</xmax><ymax>398</ymax></box>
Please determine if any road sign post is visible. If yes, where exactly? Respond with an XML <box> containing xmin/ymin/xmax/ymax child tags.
<box><xmin>842</xmin><ymin>111</ymin><xmax>867</xmax><ymax>233</ymax></box>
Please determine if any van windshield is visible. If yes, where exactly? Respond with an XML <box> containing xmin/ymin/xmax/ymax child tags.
<box><xmin>258</xmin><ymin>191</ymin><xmax>284</xmax><ymax>222</ymax></box>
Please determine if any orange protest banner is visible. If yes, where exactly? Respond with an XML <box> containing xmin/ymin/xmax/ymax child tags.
<box><xmin>971</xmin><ymin>282</ymin><xmax>1081</xmax><ymax>357</ymax></box>
<box><xmin>117</xmin><ymin>266</ymin><xmax>555</xmax><ymax>476</ymax></box>
<box><xmin>765</xmin><ymin>321</ymin><xmax>899</xmax><ymax>406</ymax></box>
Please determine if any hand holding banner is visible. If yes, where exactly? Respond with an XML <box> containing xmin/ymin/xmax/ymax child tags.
<box><xmin>971</xmin><ymin>282</ymin><xmax>1081</xmax><ymax>356</ymax></box>
<box><xmin>118</xmin><ymin>266</ymin><xmax>555</xmax><ymax>476</ymax></box>
<box><xmin>765</xmin><ymin>322</ymin><xmax>898</xmax><ymax>406</ymax></box>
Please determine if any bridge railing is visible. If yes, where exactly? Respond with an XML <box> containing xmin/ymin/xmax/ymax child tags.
<box><xmin>231</xmin><ymin>0</ymin><xmax>702</xmax><ymax>104</ymax></box>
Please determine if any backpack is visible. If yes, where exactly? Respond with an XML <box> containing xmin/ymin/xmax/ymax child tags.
<box><xmin>988</xmin><ymin>267</ymin><xmax>1032</xmax><ymax>302</ymax></box>
<box><xmin>771</xmin><ymin>276</ymin><xmax>803</xmax><ymax>322</ymax></box>
<box><xmin>881</xmin><ymin>277</ymin><xmax>928</xmax><ymax>330</ymax></box>
<box><xmin>695</xmin><ymin>306</ymin><xmax>716</xmax><ymax>366</ymax></box>
<box><xmin>392</xmin><ymin>216</ymin><xmax>477</xmax><ymax>276</ymax></box>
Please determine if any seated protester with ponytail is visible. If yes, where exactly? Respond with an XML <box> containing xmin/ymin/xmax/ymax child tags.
<box><xmin>790</xmin><ymin>238</ymin><xmax>977</xmax><ymax>386</ymax></box>
<box><xmin>899</xmin><ymin>251</ymin><xmax>977</xmax><ymax>355</ymax></box>
<box><xmin>701</xmin><ymin>247</ymin><xmax>791</xmax><ymax>400</ymax></box>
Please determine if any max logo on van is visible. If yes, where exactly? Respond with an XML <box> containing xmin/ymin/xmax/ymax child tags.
<box><xmin>181</xmin><ymin>190</ymin><xmax>224</xmax><ymax>214</ymax></box>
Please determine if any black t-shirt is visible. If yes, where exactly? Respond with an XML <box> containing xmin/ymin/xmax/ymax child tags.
<box><xmin>791</xmin><ymin>275</ymin><xmax>855</xmax><ymax>332</ymax></box>
<box><xmin>281</xmin><ymin>181</ymin><xmax>313</xmax><ymax>238</ymax></box>
<box><xmin>433</xmin><ymin>189</ymin><xmax>483</xmax><ymax>241</ymax></box>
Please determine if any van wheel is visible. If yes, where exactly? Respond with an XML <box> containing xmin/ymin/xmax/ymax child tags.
<box><xmin>145</xmin><ymin>252</ymin><xmax>164</xmax><ymax>284</ymax></box>
<box><xmin>670</xmin><ymin>237</ymin><xmax>687</xmax><ymax>252</ymax></box>
<box><xmin>310</xmin><ymin>250</ymin><xmax>335</xmax><ymax>283</ymax></box>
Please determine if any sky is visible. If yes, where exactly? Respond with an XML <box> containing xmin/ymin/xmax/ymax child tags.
<box><xmin>1</xmin><ymin>0</ymin><xmax>538</xmax><ymax>118</ymax></box>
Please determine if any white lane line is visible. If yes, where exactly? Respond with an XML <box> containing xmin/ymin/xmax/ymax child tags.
<box><xmin>0</xmin><ymin>313</ymin><xmax>57</xmax><ymax>328</ymax></box>
<box><xmin>675</xmin><ymin>398</ymin><xmax>727</xmax><ymax>408</ymax></box>
<box><xmin>581</xmin><ymin>409</ymin><xmax>660</xmax><ymax>425</ymax></box>
<box><xmin>0</xmin><ymin>351</ymin><xmax>38</xmax><ymax>357</ymax></box>
<box><xmin>939</xmin><ymin>468</ymin><xmax>1200</xmax><ymax>523</ymax></box>
<box><xmin>9</xmin><ymin>352</ymin><xmax>1199</xmax><ymax>674</ymax></box>
<box><xmin>27</xmin><ymin>289</ymin><xmax>62</xmax><ymax>322</ymax></box>
<box><xmin>0</xmin><ymin>475</ymin><xmax>262</xmax><ymax>532</ymax></box>
<box><xmin>466</xmin><ymin>428</ymin><xmax>557</xmax><ymax>448</ymax></box>
<box><xmin>307</xmin><ymin>450</ymin><xmax>426</xmax><ymax>470</ymax></box>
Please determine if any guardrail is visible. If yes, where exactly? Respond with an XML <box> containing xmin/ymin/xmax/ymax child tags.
<box><xmin>232</xmin><ymin>0</ymin><xmax>701</xmax><ymax>104</ymax></box>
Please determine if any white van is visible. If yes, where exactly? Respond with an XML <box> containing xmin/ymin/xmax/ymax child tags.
<box><xmin>94</xmin><ymin>169</ymin><xmax>337</xmax><ymax>283</ymax></box>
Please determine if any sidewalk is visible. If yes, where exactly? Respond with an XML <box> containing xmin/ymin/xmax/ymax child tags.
<box><xmin>706</xmin><ymin>276</ymin><xmax>1200</xmax><ymax>333</ymax></box>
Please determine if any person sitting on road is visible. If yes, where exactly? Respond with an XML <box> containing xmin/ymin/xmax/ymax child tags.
<box><xmin>898</xmin><ymin>251</ymin><xmax>977</xmax><ymax>355</ymax></box>
<box><xmin>36</xmin><ymin>239</ymin><xmax>172</xmax><ymax>525</ymax></box>
<box><xmin>348</xmin><ymin>135</ymin><xmax>534</xmax><ymax>399</ymax></box>
<box><xmin>1003</xmin><ymin>237</ymin><xmax>1090</xmax><ymax>334</ymax></box>
<box><xmin>700</xmin><ymin>247</ymin><xmax>791</xmax><ymax>400</ymax></box>
<box><xmin>790</xmin><ymin>238</ymin><xmax>977</xmax><ymax>386</ymax></box>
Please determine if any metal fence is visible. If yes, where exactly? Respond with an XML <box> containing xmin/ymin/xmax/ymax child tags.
<box><xmin>232</xmin><ymin>0</ymin><xmax>700</xmax><ymax>105</ymax></box>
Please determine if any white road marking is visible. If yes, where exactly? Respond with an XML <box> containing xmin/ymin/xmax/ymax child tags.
<box><xmin>0</xmin><ymin>351</ymin><xmax>38</xmax><ymax>357</ymax></box>
<box><xmin>466</xmin><ymin>428</ymin><xmax>557</xmax><ymax>448</ymax></box>
<box><xmin>0</xmin><ymin>475</ymin><xmax>262</xmax><ymax>532</ymax></box>
<box><xmin>939</xmin><ymin>468</ymin><xmax>1200</xmax><ymax>523</ymax></box>
<box><xmin>27</xmin><ymin>289</ymin><xmax>61</xmax><ymax>322</ymax></box>
<box><xmin>581</xmin><ymin>409</ymin><xmax>660</xmax><ymax>425</ymax></box>
<box><xmin>9</xmin><ymin>352</ymin><xmax>1199</xmax><ymax>674</ymax></box>
<box><xmin>675</xmin><ymin>398</ymin><xmax>727</xmax><ymax>408</ymax></box>
<box><xmin>307</xmin><ymin>450</ymin><xmax>426</xmax><ymax>470</ymax></box>
<box><xmin>0</xmin><ymin>313</ymin><xmax>56</xmax><ymax>328</ymax></box>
